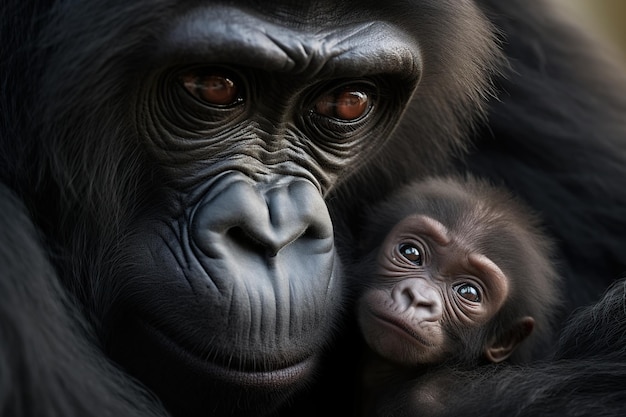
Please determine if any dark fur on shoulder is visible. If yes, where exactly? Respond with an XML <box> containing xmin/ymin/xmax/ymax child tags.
<box><xmin>0</xmin><ymin>185</ymin><xmax>169</xmax><ymax>417</ymax></box>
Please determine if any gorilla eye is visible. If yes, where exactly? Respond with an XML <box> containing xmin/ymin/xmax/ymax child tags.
<box><xmin>180</xmin><ymin>69</ymin><xmax>243</xmax><ymax>107</ymax></box>
<box><xmin>314</xmin><ymin>86</ymin><xmax>371</xmax><ymax>121</ymax></box>
<box><xmin>399</xmin><ymin>243</ymin><xmax>422</xmax><ymax>266</ymax></box>
<box><xmin>455</xmin><ymin>283</ymin><xmax>481</xmax><ymax>303</ymax></box>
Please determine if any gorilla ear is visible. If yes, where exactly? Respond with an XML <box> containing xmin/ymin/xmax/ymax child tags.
<box><xmin>484</xmin><ymin>316</ymin><xmax>535</xmax><ymax>363</ymax></box>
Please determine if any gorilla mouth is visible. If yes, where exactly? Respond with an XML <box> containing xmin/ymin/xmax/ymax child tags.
<box><xmin>141</xmin><ymin>318</ymin><xmax>319</xmax><ymax>390</ymax></box>
<box><xmin>197</xmin><ymin>354</ymin><xmax>317</xmax><ymax>388</ymax></box>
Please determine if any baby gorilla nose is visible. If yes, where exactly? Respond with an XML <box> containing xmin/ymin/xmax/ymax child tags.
<box><xmin>391</xmin><ymin>278</ymin><xmax>443</xmax><ymax>321</ymax></box>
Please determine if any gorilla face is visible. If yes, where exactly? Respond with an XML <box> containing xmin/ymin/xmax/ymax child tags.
<box><xmin>91</xmin><ymin>4</ymin><xmax>421</xmax><ymax>415</ymax></box>
<box><xmin>25</xmin><ymin>0</ymin><xmax>499</xmax><ymax>415</ymax></box>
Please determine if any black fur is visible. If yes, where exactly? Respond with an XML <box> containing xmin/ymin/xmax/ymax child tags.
<box><xmin>0</xmin><ymin>185</ymin><xmax>169</xmax><ymax>417</ymax></box>
<box><xmin>1</xmin><ymin>0</ymin><xmax>626</xmax><ymax>416</ymax></box>
<box><xmin>465</xmin><ymin>0</ymin><xmax>626</xmax><ymax>311</ymax></box>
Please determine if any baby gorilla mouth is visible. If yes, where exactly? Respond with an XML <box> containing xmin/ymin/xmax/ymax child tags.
<box><xmin>371</xmin><ymin>311</ymin><xmax>434</xmax><ymax>348</ymax></box>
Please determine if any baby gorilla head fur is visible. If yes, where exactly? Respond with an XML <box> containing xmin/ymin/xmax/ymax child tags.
<box><xmin>353</xmin><ymin>175</ymin><xmax>562</xmax><ymax>371</ymax></box>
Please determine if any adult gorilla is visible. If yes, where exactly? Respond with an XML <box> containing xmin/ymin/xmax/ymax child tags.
<box><xmin>1</xmin><ymin>2</ymin><xmax>625</xmax><ymax>417</ymax></box>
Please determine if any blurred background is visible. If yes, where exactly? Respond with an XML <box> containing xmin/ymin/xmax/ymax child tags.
<box><xmin>555</xmin><ymin>0</ymin><xmax>626</xmax><ymax>62</ymax></box>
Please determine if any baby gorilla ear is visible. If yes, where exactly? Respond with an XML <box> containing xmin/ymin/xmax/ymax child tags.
<box><xmin>485</xmin><ymin>317</ymin><xmax>535</xmax><ymax>363</ymax></box>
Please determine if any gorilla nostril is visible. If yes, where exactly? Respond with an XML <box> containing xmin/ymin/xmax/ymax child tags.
<box><xmin>218</xmin><ymin>216</ymin><xmax>308</xmax><ymax>259</ymax></box>
<box><xmin>226</xmin><ymin>226</ymin><xmax>268</xmax><ymax>255</ymax></box>
<box><xmin>226</xmin><ymin>226</ymin><xmax>288</xmax><ymax>258</ymax></box>
<box><xmin>303</xmin><ymin>223</ymin><xmax>328</xmax><ymax>242</ymax></box>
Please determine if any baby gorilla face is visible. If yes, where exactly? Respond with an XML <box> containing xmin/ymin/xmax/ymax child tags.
<box><xmin>357</xmin><ymin>214</ymin><xmax>513</xmax><ymax>366</ymax></box>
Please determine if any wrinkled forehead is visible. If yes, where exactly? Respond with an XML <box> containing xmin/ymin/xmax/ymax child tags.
<box><xmin>164</xmin><ymin>5</ymin><xmax>421</xmax><ymax>78</ymax></box>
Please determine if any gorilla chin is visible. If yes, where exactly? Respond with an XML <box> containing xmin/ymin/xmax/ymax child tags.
<box><xmin>109</xmin><ymin>315</ymin><xmax>321</xmax><ymax>417</ymax></box>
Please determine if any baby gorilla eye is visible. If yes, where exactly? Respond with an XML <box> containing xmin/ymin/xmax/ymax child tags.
<box><xmin>455</xmin><ymin>283</ymin><xmax>481</xmax><ymax>303</ymax></box>
<box><xmin>180</xmin><ymin>69</ymin><xmax>243</xmax><ymax>106</ymax></box>
<box><xmin>398</xmin><ymin>243</ymin><xmax>422</xmax><ymax>266</ymax></box>
<box><xmin>314</xmin><ymin>86</ymin><xmax>371</xmax><ymax>121</ymax></box>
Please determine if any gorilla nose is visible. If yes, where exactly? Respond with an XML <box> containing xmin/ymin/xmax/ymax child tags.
<box><xmin>192</xmin><ymin>175</ymin><xmax>334</xmax><ymax>258</ymax></box>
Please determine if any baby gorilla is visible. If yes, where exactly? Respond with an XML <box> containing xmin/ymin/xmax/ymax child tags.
<box><xmin>352</xmin><ymin>176</ymin><xmax>561</xmax><ymax>414</ymax></box>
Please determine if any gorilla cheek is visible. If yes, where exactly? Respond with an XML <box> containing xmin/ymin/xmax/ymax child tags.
<box><xmin>105</xmin><ymin>172</ymin><xmax>343</xmax><ymax>415</ymax></box>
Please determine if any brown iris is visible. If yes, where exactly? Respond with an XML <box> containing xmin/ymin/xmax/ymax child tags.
<box><xmin>181</xmin><ymin>71</ymin><xmax>241</xmax><ymax>106</ymax></box>
<box><xmin>314</xmin><ymin>86</ymin><xmax>370</xmax><ymax>121</ymax></box>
